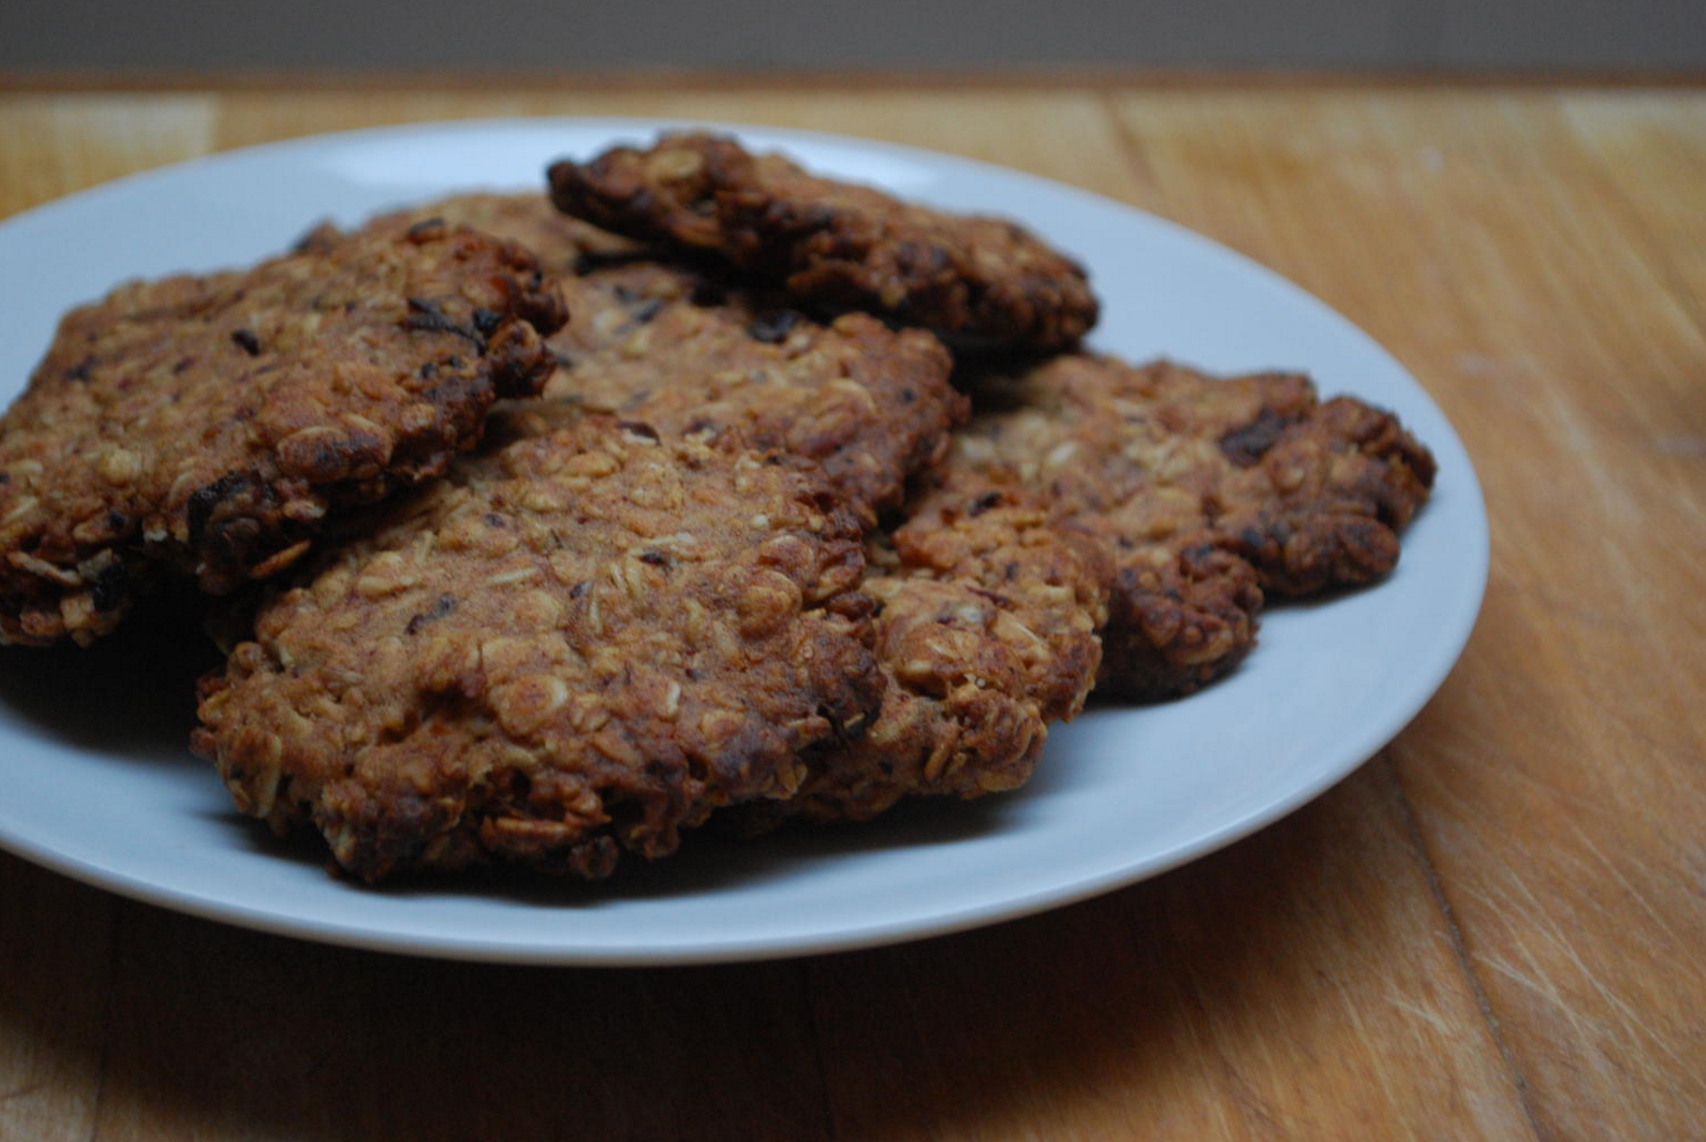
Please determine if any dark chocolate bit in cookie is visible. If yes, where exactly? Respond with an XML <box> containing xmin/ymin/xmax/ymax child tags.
<box><xmin>746</xmin><ymin>309</ymin><xmax>805</xmax><ymax>344</ymax></box>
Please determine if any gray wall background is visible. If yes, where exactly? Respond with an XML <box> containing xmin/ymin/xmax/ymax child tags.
<box><xmin>3</xmin><ymin>0</ymin><xmax>1703</xmax><ymax>73</ymax></box>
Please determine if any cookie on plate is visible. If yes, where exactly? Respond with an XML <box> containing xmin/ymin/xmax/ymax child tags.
<box><xmin>954</xmin><ymin>355</ymin><xmax>1437</xmax><ymax>699</ymax></box>
<box><xmin>547</xmin><ymin>262</ymin><xmax>964</xmax><ymax>524</ymax></box>
<box><xmin>193</xmin><ymin>407</ymin><xmax>885</xmax><ymax>882</ymax></box>
<box><xmin>381</xmin><ymin>195</ymin><xmax>1098</xmax><ymax>822</ymax></box>
<box><xmin>548</xmin><ymin>133</ymin><xmax>1098</xmax><ymax>348</ymax></box>
<box><xmin>367</xmin><ymin>192</ymin><xmax>967</xmax><ymax>524</ymax></box>
<box><xmin>0</xmin><ymin>219</ymin><xmax>565</xmax><ymax>646</ymax></box>
<box><xmin>736</xmin><ymin>470</ymin><xmax>1111</xmax><ymax>829</ymax></box>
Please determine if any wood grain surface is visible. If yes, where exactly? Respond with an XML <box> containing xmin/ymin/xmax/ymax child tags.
<box><xmin>1</xmin><ymin>82</ymin><xmax>1702</xmax><ymax>1142</ymax></box>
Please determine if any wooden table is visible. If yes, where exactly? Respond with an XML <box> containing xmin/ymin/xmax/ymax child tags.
<box><xmin>1</xmin><ymin>80</ymin><xmax>1702</xmax><ymax>1141</ymax></box>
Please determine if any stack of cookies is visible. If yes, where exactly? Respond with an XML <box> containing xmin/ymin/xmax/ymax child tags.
<box><xmin>0</xmin><ymin>133</ymin><xmax>1435</xmax><ymax>882</ymax></box>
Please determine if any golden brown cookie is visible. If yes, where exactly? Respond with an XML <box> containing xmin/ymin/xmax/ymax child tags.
<box><xmin>0</xmin><ymin>219</ymin><xmax>565</xmax><ymax>646</ymax></box>
<box><xmin>548</xmin><ymin>133</ymin><xmax>1098</xmax><ymax>348</ymax></box>
<box><xmin>193</xmin><ymin>408</ymin><xmax>884</xmax><ymax>882</ymax></box>
<box><xmin>954</xmin><ymin>355</ymin><xmax>1436</xmax><ymax>700</ymax></box>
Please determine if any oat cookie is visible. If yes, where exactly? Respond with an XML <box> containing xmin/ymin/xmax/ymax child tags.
<box><xmin>371</xmin><ymin>193</ymin><xmax>966</xmax><ymax>523</ymax></box>
<box><xmin>0</xmin><ymin>220</ymin><xmax>565</xmax><ymax>646</ymax></box>
<box><xmin>737</xmin><ymin>471</ymin><xmax>1110</xmax><ymax>828</ymax></box>
<box><xmin>548</xmin><ymin>133</ymin><xmax>1098</xmax><ymax>348</ymax></box>
<box><xmin>549</xmin><ymin>270</ymin><xmax>963</xmax><ymax>524</ymax></box>
<box><xmin>954</xmin><ymin>355</ymin><xmax>1436</xmax><ymax>700</ymax></box>
<box><xmin>193</xmin><ymin>408</ymin><xmax>884</xmax><ymax>881</ymax></box>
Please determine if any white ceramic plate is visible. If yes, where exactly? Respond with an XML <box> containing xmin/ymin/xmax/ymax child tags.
<box><xmin>0</xmin><ymin>119</ymin><xmax>1487</xmax><ymax>965</ymax></box>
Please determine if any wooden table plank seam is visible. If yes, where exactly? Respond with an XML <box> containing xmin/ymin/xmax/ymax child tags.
<box><xmin>84</xmin><ymin>900</ymin><xmax>126</xmax><ymax>1142</ymax></box>
<box><xmin>1386</xmin><ymin>757</ymin><xmax>1548</xmax><ymax>1142</ymax></box>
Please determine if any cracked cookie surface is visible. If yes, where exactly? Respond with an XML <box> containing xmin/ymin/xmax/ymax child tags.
<box><xmin>0</xmin><ymin>219</ymin><xmax>565</xmax><ymax>646</ymax></box>
<box><xmin>548</xmin><ymin>133</ymin><xmax>1098</xmax><ymax>348</ymax></box>
<box><xmin>193</xmin><ymin>408</ymin><xmax>884</xmax><ymax>881</ymax></box>
<box><xmin>954</xmin><ymin>355</ymin><xmax>1436</xmax><ymax>700</ymax></box>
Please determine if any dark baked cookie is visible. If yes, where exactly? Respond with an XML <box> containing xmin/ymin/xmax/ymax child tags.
<box><xmin>548</xmin><ymin>133</ymin><xmax>1098</xmax><ymax>348</ymax></box>
<box><xmin>193</xmin><ymin>408</ymin><xmax>885</xmax><ymax>882</ymax></box>
<box><xmin>0</xmin><ymin>219</ymin><xmax>565</xmax><ymax>646</ymax></box>
<box><xmin>370</xmin><ymin>192</ymin><xmax>967</xmax><ymax>524</ymax></box>
<box><xmin>735</xmin><ymin>470</ymin><xmax>1110</xmax><ymax>828</ymax></box>
<box><xmin>954</xmin><ymin>355</ymin><xmax>1436</xmax><ymax>700</ymax></box>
